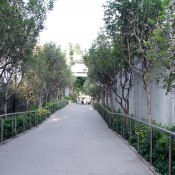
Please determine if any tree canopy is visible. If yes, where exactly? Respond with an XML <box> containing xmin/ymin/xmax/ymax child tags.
<box><xmin>0</xmin><ymin>1</ymin><xmax>74</xmax><ymax>114</ymax></box>
<box><xmin>84</xmin><ymin>0</ymin><xmax>175</xmax><ymax>121</ymax></box>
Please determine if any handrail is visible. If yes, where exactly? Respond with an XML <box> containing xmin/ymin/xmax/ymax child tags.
<box><xmin>99</xmin><ymin>103</ymin><xmax>175</xmax><ymax>137</ymax></box>
<box><xmin>0</xmin><ymin>110</ymin><xmax>36</xmax><ymax>118</ymax></box>
<box><xmin>94</xmin><ymin>102</ymin><xmax>174</xmax><ymax>175</ymax></box>
<box><xmin>0</xmin><ymin>100</ymin><xmax>66</xmax><ymax>118</ymax></box>
<box><xmin>0</xmin><ymin>100</ymin><xmax>68</xmax><ymax>145</ymax></box>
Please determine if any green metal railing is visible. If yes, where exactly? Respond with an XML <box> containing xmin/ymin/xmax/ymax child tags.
<box><xmin>93</xmin><ymin>102</ymin><xmax>175</xmax><ymax>175</ymax></box>
<box><xmin>0</xmin><ymin>100</ymin><xmax>68</xmax><ymax>145</ymax></box>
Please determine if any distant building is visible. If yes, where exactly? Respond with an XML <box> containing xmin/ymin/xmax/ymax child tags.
<box><xmin>71</xmin><ymin>54</ymin><xmax>88</xmax><ymax>77</ymax></box>
<box><xmin>65</xmin><ymin>44</ymin><xmax>88</xmax><ymax>78</ymax></box>
<box><xmin>65</xmin><ymin>44</ymin><xmax>88</xmax><ymax>97</ymax></box>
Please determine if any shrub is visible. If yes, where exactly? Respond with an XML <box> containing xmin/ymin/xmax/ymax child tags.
<box><xmin>36</xmin><ymin>108</ymin><xmax>51</xmax><ymax>124</ymax></box>
<box><xmin>64</xmin><ymin>96</ymin><xmax>72</xmax><ymax>101</ymax></box>
<box><xmin>94</xmin><ymin>103</ymin><xmax>175</xmax><ymax>175</ymax></box>
<box><xmin>0</xmin><ymin>100</ymin><xmax>68</xmax><ymax>142</ymax></box>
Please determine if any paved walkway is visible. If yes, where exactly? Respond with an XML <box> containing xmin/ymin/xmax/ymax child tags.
<box><xmin>0</xmin><ymin>104</ymin><xmax>154</xmax><ymax>175</ymax></box>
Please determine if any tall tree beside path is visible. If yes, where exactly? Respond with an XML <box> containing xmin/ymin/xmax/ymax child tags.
<box><xmin>84</xmin><ymin>31</ymin><xmax>134</xmax><ymax>114</ymax></box>
<box><xmin>104</xmin><ymin>0</ymin><xmax>170</xmax><ymax>123</ymax></box>
<box><xmin>146</xmin><ymin>1</ymin><xmax>175</xmax><ymax>93</ymax></box>
<box><xmin>24</xmin><ymin>43</ymin><xmax>74</xmax><ymax>109</ymax></box>
<box><xmin>0</xmin><ymin>0</ymin><xmax>54</xmax><ymax>113</ymax></box>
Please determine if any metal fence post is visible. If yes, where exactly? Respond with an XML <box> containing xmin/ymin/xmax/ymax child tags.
<box><xmin>138</xmin><ymin>122</ymin><xmax>140</xmax><ymax>152</ymax></box>
<box><xmin>12</xmin><ymin>115</ymin><xmax>14</xmax><ymax>138</ymax></box>
<box><xmin>123</xmin><ymin>116</ymin><xmax>125</xmax><ymax>139</ymax></box>
<box><xmin>23</xmin><ymin>113</ymin><xmax>25</xmax><ymax>132</ymax></box>
<box><xmin>129</xmin><ymin>118</ymin><xmax>132</xmax><ymax>144</ymax></box>
<box><xmin>104</xmin><ymin>110</ymin><xmax>106</xmax><ymax>121</ymax></box>
<box><xmin>30</xmin><ymin>113</ymin><xmax>32</xmax><ymax>129</ymax></box>
<box><xmin>45</xmin><ymin>112</ymin><xmax>47</xmax><ymax>120</ymax></box>
<box><xmin>169</xmin><ymin>135</ymin><xmax>172</xmax><ymax>175</ymax></box>
<box><xmin>14</xmin><ymin>115</ymin><xmax>17</xmax><ymax>136</ymax></box>
<box><xmin>108</xmin><ymin>112</ymin><xmax>110</xmax><ymax>127</ymax></box>
<box><xmin>150</xmin><ymin>127</ymin><xmax>153</xmax><ymax>165</ymax></box>
<box><xmin>121</xmin><ymin>115</ymin><xmax>123</xmax><ymax>137</ymax></box>
<box><xmin>116</xmin><ymin>115</ymin><xmax>118</xmax><ymax>134</ymax></box>
<box><xmin>1</xmin><ymin>117</ymin><xmax>3</xmax><ymax>144</ymax></box>
<box><xmin>112</xmin><ymin>114</ymin><xmax>115</xmax><ymax>130</ymax></box>
<box><xmin>110</xmin><ymin>113</ymin><xmax>113</xmax><ymax>129</ymax></box>
<box><xmin>94</xmin><ymin>103</ymin><xmax>175</xmax><ymax>175</ymax></box>
<box><xmin>34</xmin><ymin>111</ymin><xmax>37</xmax><ymax>127</ymax></box>
<box><xmin>36</xmin><ymin>112</ymin><xmax>38</xmax><ymax>126</ymax></box>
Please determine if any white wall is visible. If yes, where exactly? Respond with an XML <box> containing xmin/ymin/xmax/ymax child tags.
<box><xmin>65</xmin><ymin>86</ymin><xmax>70</xmax><ymax>97</ymax></box>
<box><xmin>108</xmin><ymin>77</ymin><xmax>175</xmax><ymax>125</ymax></box>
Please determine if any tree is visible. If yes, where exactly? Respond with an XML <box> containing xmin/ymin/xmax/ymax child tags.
<box><xmin>73</xmin><ymin>77</ymin><xmax>86</xmax><ymax>96</ymax></box>
<box><xmin>24</xmin><ymin>43</ymin><xmax>74</xmax><ymax>108</ymax></box>
<box><xmin>104</xmin><ymin>0</ymin><xmax>168</xmax><ymax>122</ymax></box>
<box><xmin>84</xmin><ymin>30</ymin><xmax>134</xmax><ymax>114</ymax></box>
<box><xmin>74</xmin><ymin>44</ymin><xmax>83</xmax><ymax>55</ymax></box>
<box><xmin>83</xmin><ymin>78</ymin><xmax>101</xmax><ymax>101</ymax></box>
<box><xmin>0</xmin><ymin>0</ymin><xmax>54</xmax><ymax>78</ymax></box>
<box><xmin>0</xmin><ymin>0</ymin><xmax>54</xmax><ymax>113</ymax></box>
<box><xmin>147</xmin><ymin>1</ymin><xmax>175</xmax><ymax>93</ymax></box>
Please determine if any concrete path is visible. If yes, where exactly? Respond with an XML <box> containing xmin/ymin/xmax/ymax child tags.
<box><xmin>0</xmin><ymin>104</ymin><xmax>154</xmax><ymax>175</ymax></box>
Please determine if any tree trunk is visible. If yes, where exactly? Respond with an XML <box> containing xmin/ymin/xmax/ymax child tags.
<box><xmin>101</xmin><ymin>88</ymin><xmax>105</xmax><ymax>105</ymax></box>
<box><xmin>4</xmin><ymin>99</ymin><xmax>7</xmax><ymax>114</ymax></box>
<box><xmin>45</xmin><ymin>90</ymin><xmax>49</xmax><ymax>103</ymax></box>
<box><xmin>105</xmin><ymin>87</ymin><xmax>109</xmax><ymax>106</ymax></box>
<box><xmin>124</xmin><ymin>98</ymin><xmax>130</xmax><ymax>125</ymax></box>
<box><xmin>109</xmin><ymin>87</ymin><xmax>114</xmax><ymax>112</ymax></box>
<box><xmin>50</xmin><ymin>91</ymin><xmax>54</xmax><ymax>102</ymax></box>
<box><xmin>56</xmin><ymin>89</ymin><xmax>60</xmax><ymax>101</ymax></box>
<box><xmin>124</xmin><ymin>99</ymin><xmax>129</xmax><ymax>115</ymax></box>
<box><xmin>12</xmin><ymin>95</ymin><xmax>16</xmax><ymax>113</ymax></box>
<box><xmin>39</xmin><ymin>92</ymin><xmax>43</xmax><ymax>108</ymax></box>
<box><xmin>3</xmin><ymin>86</ymin><xmax>8</xmax><ymax>114</ymax></box>
<box><xmin>146</xmin><ymin>80</ymin><xmax>152</xmax><ymax>124</ymax></box>
<box><xmin>113</xmin><ymin>85</ymin><xmax>129</xmax><ymax>115</ymax></box>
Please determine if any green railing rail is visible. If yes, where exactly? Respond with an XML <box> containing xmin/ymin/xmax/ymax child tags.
<box><xmin>93</xmin><ymin>102</ymin><xmax>175</xmax><ymax>175</ymax></box>
<box><xmin>0</xmin><ymin>100</ymin><xmax>68</xmax><ymax>145</ymax></box>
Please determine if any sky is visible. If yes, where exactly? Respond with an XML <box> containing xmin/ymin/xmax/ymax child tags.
<box><xmin>39</xmin><ymin>0</ymin><xmax>107</xmax><ymax>51</ymax></box>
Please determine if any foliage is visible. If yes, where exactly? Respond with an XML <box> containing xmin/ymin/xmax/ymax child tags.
<box><xmin>0</xmin><ymin>100</ymin><xmax>68</xmax><ymax>141</ymax></box>
<box><xmin>36</xmin><ymin>108</ymin><xmax>51</xmax><ymax>117</ymax></box>
<box><xmin>83</xmin><ymin>79</ymin><xmax>101</xmax><ymax>98</ymax></box>
<box><xmin>103</xmin><ymin>0</ymin><xmax>171</xmax><ymax>121</ymax></box>
<box><xmin>64</xmin><ymin>96</ymin><xmax>72</xmax><ymax>101</ymax></box>
<box><xmin>94</xmin><ymin>103</ymin><xmax>175</xmax><ymax>175</ymax></box>
<box><xmin>0</xmin><ymin>1</ymin><xmax>73</xmax><ymax>114</ymax></box>
<box><xmin>84</xmin><ymin>29</ymin><xmax>134</xmax><ymax>113</ymax></box>
<box><xmin>20</xmin><ymin>42</ymin><xmax>74</xmax><ymax>109</ymax></box>
<box><xmin>144</xmin><ymin>2</ymin><xmax>175</xmax><ymax>93</ymax></box>
<box><xmin>84</xmin><ymin>31</ymin><xmax>114</xmax><ymax>85</ymax></box>
<box><xmin>84</xmin><ymin>0</ymin><xmax>175</xmax><ymax>122</ymax></box>
<box><xmin>0</xmin><ymin>0</ymin><xmax>54</xmax><ymax>113</ymax></box>
<box><xmin>69</xmin><ymin>93</ymin><xmax>77</xmax><ymax>102</ymax></box>
<box><xmin>74</xmin><ymin>44</ymin><xmax>83</xmax><ymax>55</ymax></box>
<box><xmin>73</xmin><ymin>77</ymin><xmax>86</xmax><ymax>95</ymax></box>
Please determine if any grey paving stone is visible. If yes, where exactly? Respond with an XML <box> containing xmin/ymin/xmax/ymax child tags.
<box><xmin>0</xmin><ymin>104</ymin><xmax>155</xmax><ymax>175</ymax></box>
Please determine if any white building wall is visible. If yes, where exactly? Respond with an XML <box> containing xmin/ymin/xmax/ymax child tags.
<box><xmin>129</xmin><ymin>76</ymin><xmax>147</xmax><ymax>119</ymax></box>
<box><xmin>65</xmin><ymin>86</ymin><xmax>70</xmax><ymax>97</ymax></box>
<box><xmin>109</xmin><ymin>77</ymin><xmax>175</xmax><ymax>125</ymax></box>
